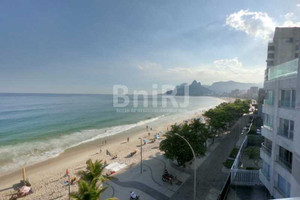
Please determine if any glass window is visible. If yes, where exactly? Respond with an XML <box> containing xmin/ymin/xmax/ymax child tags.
<box><xmin>278</xmin><ymin>118</ymin><xmax>294</xmax><ymax>139</ymax></box>
<box><xmin>280</xmin><ymin>89</ymin><xmax>296</xmax><ymax>108</ymax></box>
<box><xmin>262</xmin><ymin>161</ymin><xmax>270</xmax><ymax>180</ymax></box>
<box><xmin>279</xmin><ymin>146</ymin><xmax>293</xmax><ymax>169</ymax></box>
<box><xmin>277</xmin><ymin>174</ymin><xmax>291</xmax><ymax>197</ymax></box>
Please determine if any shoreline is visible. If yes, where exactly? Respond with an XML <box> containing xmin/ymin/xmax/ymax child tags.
<box><xmin>0</xmin><ymin>98</ymin><xmax>229</xmax><ymax>199</ymax></box>
<box><xmin>0</xmin><ymin>108</ymin><xmax>209</xmax><ymax>198</ymax></box>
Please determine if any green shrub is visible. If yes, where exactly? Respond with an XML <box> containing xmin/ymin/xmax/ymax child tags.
<box><xmin>244</xmin><ymin>146</ymin><xmax>260</xmax><ymax>159</ymax></box>
<box><xmin>223</xmin><ymin>159</ymin><xmax>234</xmax><ymax>168</ymax></box>
<box><xmin>229</xmin><ymin>148</ymin><xmax>239</xmax><ymax>159</ymax></box>
<box><xmin>248</xmin><ymin>125</ymin><xmax>257</xmax><ymax>134</ymax></box>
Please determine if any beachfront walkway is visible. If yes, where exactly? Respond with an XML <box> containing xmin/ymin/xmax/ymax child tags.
<box><xmin>101</xmin><ymin>116</ymin><xmax>249</xmax><ymax>200</ymax></box>
<box><xmin>171</xmin><ymin>116</ymin><xmax>249</xmax><ymax>200</ymax></box>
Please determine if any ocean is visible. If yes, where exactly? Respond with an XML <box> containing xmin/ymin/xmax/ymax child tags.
<box><xmin>0</xmin><ymin>93</ymin><xmax>224</xmax><ymax>174</ymax></box>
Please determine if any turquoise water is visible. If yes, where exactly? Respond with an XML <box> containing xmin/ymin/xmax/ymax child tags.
<box><xmin>0</xmin><ymin>93</ymin><xmax>223</xmax><ymax>173</ymax></box>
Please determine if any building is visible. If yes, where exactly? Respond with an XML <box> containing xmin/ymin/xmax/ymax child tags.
<box><xmin>260</xmin><ymin>27</ymin><xmax>300</xmax><ymax>198</ymax></box>
<box><xmin>257</xmin><ymin>88</ymin><xmax>265</xmax><ymax>117</ymax></box>
<box><xmin>247</xmin><ymin>86</ymin><xmax>259</xmax><ymax>99</ymax></box>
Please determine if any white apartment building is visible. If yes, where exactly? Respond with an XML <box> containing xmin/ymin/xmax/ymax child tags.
<box><xmin>260</xmin><ymin>27</ymin><xmax>300</xmax><ymax>198</ymax></box>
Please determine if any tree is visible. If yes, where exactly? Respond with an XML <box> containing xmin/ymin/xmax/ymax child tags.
<box><xmin>204</xmin><ymin>99</ymin><xmax>250</xmax><ymax>136</ymax></box>
<box><xmin>70</xmin><ymin>179</ymin><xmax>107</xmax><ymax>200</ymax></box>
<box><xmin>71</xmin><ymin>159</ymin><xmax>118</xmax><ymax>200</ymax></box>
<box><xmin>77</xmin><ymin>159</ymin><xmax>115</xmax><ymax>184</ymax></box>
<box><xmin>159</xmin><ymin>119</ymin><xmax>208</xmax><ymax>167</ymax></box>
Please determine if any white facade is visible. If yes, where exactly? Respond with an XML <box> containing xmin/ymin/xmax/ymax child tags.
<box><xmin>260</xmin><ymin>27</ymin><xmax>300</xmax><ymax>198</ymax></box>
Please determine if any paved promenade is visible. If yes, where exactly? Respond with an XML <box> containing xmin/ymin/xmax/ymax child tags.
<box><xmin>102</xmin><ymin>116</ymin><xmax>249</xmax><ymax>200</ymax></box>
<box><xmin>171</xmin><ymin>116</ymin><xmax>249</xmax><ymax>200</ymax></box>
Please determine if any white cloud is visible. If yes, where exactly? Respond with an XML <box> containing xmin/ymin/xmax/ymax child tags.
<box><xmin>225</xmin><ymin>10</ymin><xmax>275</xmax><ymax>40</ymax></box>
<box><xmin>226</xmin><ymin>10</ymin><xmax>300</xmax><ymax>40</ymax></box>
<box><xmin>297</xmin><ymin>3</ymin><xmax>300</xmax><ymax>7</ymax></box>
<box><xmin>137</xmin><ymin>58</ymin><xmax>264</xmax><ymax>84</ymax></box>
<box><xmin>213</xmin><ymin>57</ymin><xmax>242</xmax><ymax>70</ymax></box>
<box><xmin>280</xmin><ymin>12</ymin><xmax>300</xmax><ymax>27</ymax></box>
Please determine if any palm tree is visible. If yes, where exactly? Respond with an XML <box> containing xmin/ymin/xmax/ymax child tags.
<box><xmin>70</xmin><ymin>179</ymin><xmax>118</xmax><ymax>200</ymax></box>
<box><xmin>71</xmin><ymin>159</ymin><xmax>118</xmax><ymax>200</ymax></box>
<box><xmin>77</xmin><ymin>159</ymin><xmax>115</xmax><ymax>183</ymax></box>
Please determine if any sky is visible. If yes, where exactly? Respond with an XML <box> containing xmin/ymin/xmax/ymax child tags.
<box><xmin>0</xmin><ymin>0</ymin><xmax>299</xmax><ymax>94</ymax></box>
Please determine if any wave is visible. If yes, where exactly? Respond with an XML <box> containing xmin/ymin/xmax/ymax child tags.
<box><xmin>0</xmin><ymin>116</ymin><xmax>161</xmax><ymax>174</ymax></box>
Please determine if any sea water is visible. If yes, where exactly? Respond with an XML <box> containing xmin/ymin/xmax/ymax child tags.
<box><xmin>0</xmin><ymin>93</ymin><xmax>224</xmax><ymax>173</ymax></box>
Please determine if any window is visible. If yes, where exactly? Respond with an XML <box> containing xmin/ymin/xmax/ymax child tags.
<box><xmin>267</xmin><ymin>60</ymin><xmax>274</xmax><ymax>66</ymax></box>
<box><xmin>264</xmin><ymin>90</ymin><xmax>274</xmax><ymax>105</ymax></box>
<box><xmin>278</xmin><ymin>146</ymin><xmax>293</xmax><ymax>171</ymax></box>
<box><xmin>262</xmin><ymin>161</ymin><xmax>270</xmax><ymax>180</ymax></box>
<box><xmin>295</xmin><ymin>53</ymin><xmax>299</xmax><ymax>58</ymax></box>
<box><xmin>277</xmin><ymin>174</ymin><xmax>291</xmax><ymax>197</ymax></box>
<box><xmin>264</xmin><ymin>114</ymin><xmax>273</xmax><ymax>129</ymax></box>
<box><xmin>268</xmin><ymin>53</ymin><xmax>274</xmax><ymax>59</ymax></box>
<box><xmin>280</xmin><ymin>89</ymin><xmax>296</xmax><ymax>108</ymax></box>
<box><xmin>268</xmin><ymin>45</ymin><xmax>275</xmax><ymax>51</ymax></box>
<box><xmin>262</xmin><ymin>138</ymin><xmax>272</xmax><ymax>155</ymax></box>
<box><xmin>278</xmin><ymin>118</ymin><xmax>294</xmax><ymax>139</ymax></box>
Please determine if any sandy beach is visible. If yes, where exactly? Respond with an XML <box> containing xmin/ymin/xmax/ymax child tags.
<box><xmin>0</xmin><ymin>108</ymin><xmax>209</xmax><ymax>200</ymax></box>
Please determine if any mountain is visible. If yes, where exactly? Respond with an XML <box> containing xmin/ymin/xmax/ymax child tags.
<box><xmin>165</xmin><ymin>80</ymin><xmax>214</xmax><ymax>96</ymax></box>
<box><xmin>205</xmin><ymin>81</ymin><xmax>262</xmax><ymax>94</ymax></box>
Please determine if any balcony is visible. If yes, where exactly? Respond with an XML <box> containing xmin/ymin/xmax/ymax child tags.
<box><xmin>259</xmin><ymin>170</ymin><xmax>271</xmax><ymax>192</ymax></box>
<box><xmin>267</xmin><ymin>58</ymin><xmax>298</xmax><ymax>81</ymax></box>
<box><xmin>261</xmin><ymin>142</ymin><xmax>272</xmax><ymax>156</ymax></box>
<box><xmin>276</xmin><ymin>156</ymin><xmax>292</xmax><ymax>173</ymax></box>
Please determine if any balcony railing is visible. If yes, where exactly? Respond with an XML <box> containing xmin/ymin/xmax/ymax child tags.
<box><xmin>261</xmin><ymin>142</ymin><xmax>272</xmax><ymax>156</ymax></box>
<box><xmin>276</xmin><ymin>156</ymin><xmax>292</xmax><ymax>172</ymax></box>
<box><xmin>267</xmin><ymin>58</ymin><xmax>298</xmax><ymax>81</ymax></box>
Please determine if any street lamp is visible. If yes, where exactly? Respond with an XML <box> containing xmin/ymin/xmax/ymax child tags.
<box><xmin>174</xmin><ymin>133</ymin><xmax>196</xmax><ymax>200</ymax></box>
<box><xmin>138</xmin><ymin>138</ymin><xmax>143</xmax><ymax>174</ymax></box>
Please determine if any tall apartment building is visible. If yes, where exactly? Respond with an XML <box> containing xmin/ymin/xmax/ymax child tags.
<box><xmin>260</xmin><ymin>27</ymin><xmax>300</xmax><ymax>198</ymax></box>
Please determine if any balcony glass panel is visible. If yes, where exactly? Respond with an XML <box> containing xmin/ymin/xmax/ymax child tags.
<box><xmin>264</xmin><ymin>90</ymin><xmax>274</xmax><ymax>105</ymax></box>
<box><xmin>268</xmin><ymin>58</ymin><xmax>298</xmax><ymax>81</ymax></box>
<box><xmin>263</xmin><ymin>114</ymin><xmax>273</xmax><ymax>128</ymax></box>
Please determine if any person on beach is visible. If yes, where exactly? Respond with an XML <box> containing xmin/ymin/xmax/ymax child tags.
<box><xmin>148</xmin><ymin>132</ymin><xmax>150</xmax><ymax>136</ymax></box>
<box><xmin>127</xmin><ymin>137</ymin><xmax>129</xmax><ymax>142</ymax></box>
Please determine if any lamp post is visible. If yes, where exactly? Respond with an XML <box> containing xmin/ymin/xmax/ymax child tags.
<box><xmin>174</xmin><ymin>133</ymin><xmax>196</xmax><ymax>200</ymax></box>
<box><xmin>139</xmin><ymin>138</ymin><xmax>143</xmax><ymax>174</ymax></box>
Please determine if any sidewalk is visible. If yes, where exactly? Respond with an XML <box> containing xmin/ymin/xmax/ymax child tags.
<box><xmin>102</xmin><ymin>116</ymin><xmax>249</xmax><ymax>200</ymax></box>
<box><xmin>171</xmin><ymin>116</ymin><xmax>249</xmax><ymax>200</ymax></box>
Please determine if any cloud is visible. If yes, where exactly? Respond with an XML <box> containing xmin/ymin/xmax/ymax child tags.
<box><xmin>137</xmin><ymin>58</ymin><xmax>264</xmax><ymax>84</ymax></box>
<box><xmin>225</xmin><ymin>10</ymin><xmax>275</xmax><ymax>40</ymax></box>
<box><xmin>226</xmin><ymin>10</ymin><xmax>300</xmax><ymax>40</ymax></box>
<box><xmin>297</xmin><ymin>3</ymin><xmax>300</xmax><ymax>7</ymax></box>
<box><xmin>281</xmin><ymin>12</ymin><xmax>300</xmax><ymax>27</ymax></box>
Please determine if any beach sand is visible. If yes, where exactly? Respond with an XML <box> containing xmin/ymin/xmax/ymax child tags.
<box><xmin>0</xmin><ymin>109</ymin><xmax>207</xmax><ymax>200</ymax></box>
